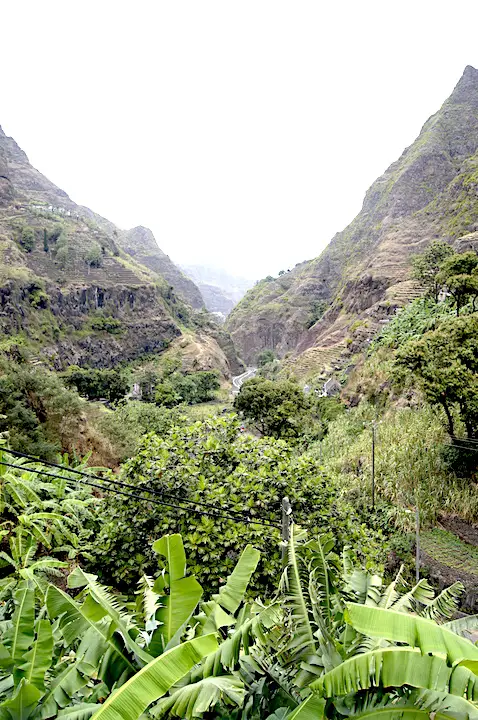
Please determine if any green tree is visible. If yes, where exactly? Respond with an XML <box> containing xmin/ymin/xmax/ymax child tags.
<box><xmin>19</xmin><ymin>226</ymin><xmax>35</xmax><ymax>252</ymax></box>
<box><xmin>63</xmin><ymin>367</ymin><xmax>128</xmax><ymax>403</ymax></box>
<box><xmin>89</xmin><ymin>415</ymin><xmax>341</xmax><ymax>594</ymax></box>
<box><xmin>0</xmin><ymin>360</ymin><xmax>85</xmax><ymax>458</ymax></box>
<box><xmin>256</xmin><ymin>349</ymin><xmax>275</xmax><ymax>367</ymax></box>
<box><xmin>234</xmin><ymin>377</ymin><xmax>309</xmax><ymax>439</ymax></box>
<box><xmin>411</xmin><ymin>240</ymin><xmax>454</xmax><ymax>302</ymax></box>
<box><xmin>437</xmin><ymin>250</ymin><xmax>478</xmax><ymax>314</ymax></box>
<box><xmin>395</xmin><ymin>314</ymin><xmax>478</xmax><ymax>439</ymax></box>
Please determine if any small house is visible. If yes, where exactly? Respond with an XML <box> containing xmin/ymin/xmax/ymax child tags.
<box><xmin>321</xmin><ymin>377</ymin><xmax>341</xmax><ymax>397</ymax></box>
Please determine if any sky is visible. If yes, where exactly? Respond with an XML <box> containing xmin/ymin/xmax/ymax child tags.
<box><xmin>2</xmin><ymin>2</ymin><xmax>478</xmax><ymax>280</ymax></box>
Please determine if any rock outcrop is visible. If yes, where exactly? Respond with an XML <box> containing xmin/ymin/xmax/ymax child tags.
<box><xmin>227</xmin><ymin>66</ymin><xmax>478</xmax><ymax>369</ymax></box>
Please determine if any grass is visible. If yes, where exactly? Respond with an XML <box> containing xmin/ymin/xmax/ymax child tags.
<box><xmin>421</xmin><ymin>528</ymin><xmax>478</xmax><ymax>577</ymax></box>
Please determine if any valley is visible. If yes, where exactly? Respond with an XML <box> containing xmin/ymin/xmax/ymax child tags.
<box><xmin>1</xmin><ymin>55</ymin><xmax>478</xmax><ymax>720</ymax></box>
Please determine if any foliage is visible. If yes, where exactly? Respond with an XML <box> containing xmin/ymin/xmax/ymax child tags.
<box><xmin>256</xmin><ymin>350</ymin><xmax>276</xmax><ymax>367</ymax></box>
<box><xmin>19</xmin><ymin>226</ymin><xmax>35</xmax><ymax>253</ymax></box>
<box><xmin>89</xmin><ymin>415</ymin><xmax>341</xmax><ymax>595</ymax></box>
<box><xmin>234</xmin><ymin>377</ymin><xmax>310</xmax><ymax>439</ymax></box>
<box><xmin>63</xmin><ymin>367</ymin><xmax>129</xmax><ymax>404</ymax></box>
<box><xmin>371</xmin><ymin>296</ymin><xmax>454</xmax><ymax>351</ymax></box>
<box><xmin>395</xmin><ymin>314</ymin><xmax>478</xmax><ymax>440</ymax></box>
<box><xmin>0</xmin><ymin>359</ymin><xmax>85</xmax><ymax>459</ymax></box>
<box><xmin>85</xmin><ymin>243</ymin><xmax>103</xmax><ymax>268</ymax></box>
<box><xmin>98</xmin><ymin>402</ymin><xmax>186</xmax><ymax>460</ymax></box>
<box><xmin>306</xmin><ymin>299</ymin><xmax>328</xmax><ymax>328</ymax></box>
<box><xmin>411</xmin><ymin>240</ymin><xmax>453</xmax><ymax>301</ymax></box>
<box><xmin>0</xmin><ymin>527</ymin><xmax>476</xmax><ymax>720</ymax></box>
<box><xmin>0</xmin><ymin>449</ymin><xmax>98</xmax><ymax>594</ymax></box>
<box><xmin>89</xmin><ymin>317</ymin><xmax>122</xmax><ymax>335</ymax></box>
<box><xmin>155</xmin><ymin>371</ymin><xmax>220</xmax><ymax>407</ymax></box>
<box><xmin>437</xmin><ymin>250</ymin><xmax>478</xmax><ymax>315</ymax></box>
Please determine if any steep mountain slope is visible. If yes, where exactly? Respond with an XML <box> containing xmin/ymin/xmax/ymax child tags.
<box><xmin>227</xmin><ymin>65</ymin><xmax>478</xmax><ymax>369</ymax></box>
<box><xmin>0</xmin><ymin>125</ymin><xmax>229</xmax><ymax>371</ymax></box>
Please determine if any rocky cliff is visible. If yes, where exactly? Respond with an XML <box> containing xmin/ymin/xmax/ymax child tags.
<box><xmin>0</xmin><ymin>124</ymin><xmax>232</xmax><ymax>370</ymax></box>
<box><xmin>227</xmin><ymin>65</ymin><xmax>478</xmax><ymax>372</ymax></box>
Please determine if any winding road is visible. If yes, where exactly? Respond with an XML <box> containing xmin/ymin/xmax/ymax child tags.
<box><xmin>232</xmin><ymin>367</ymin><xmax>257</xmax><ymax>392</ymax></box>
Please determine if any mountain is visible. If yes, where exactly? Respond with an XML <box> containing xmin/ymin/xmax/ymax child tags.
<box><xmin>0</xmin><ymin>125</ymin><xmax>239</xmax><ymax>374</ymax></box>
<box><xmin>116</xmin><ymin>226</ymin><xmax>204</xmax><ymax>309</ymax></box>
<box><xmin>227</xmin><ymin>65</ymin><xmax>478</xmax><ymax>373</ymax></box>
<box><xmin>180</xmin><ymin>264</ymin><xmax>253</xmax><ymax>317</ymax></box>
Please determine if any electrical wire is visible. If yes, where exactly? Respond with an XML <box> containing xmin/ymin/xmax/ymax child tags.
<box><xmin>0</xmin><ymin>459</ymin><xmax>281</xmax><ymax>530</ymax></box>
<box><xmin>2</xmin><ymin>448</ymin><xmax>280</xmax><ymax>528</ymax></box>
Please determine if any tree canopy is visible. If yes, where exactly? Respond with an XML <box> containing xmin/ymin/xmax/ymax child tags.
<box><xmin>234</xmin><ymin>376</ymin><xmax>309</xmax><ymax>439</ymax></box>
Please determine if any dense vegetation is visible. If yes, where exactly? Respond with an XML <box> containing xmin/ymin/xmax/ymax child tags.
<box><xmin>1</xmin><ymin>241</ymin><xmax>478</xmax><ymax>717</ymax></box>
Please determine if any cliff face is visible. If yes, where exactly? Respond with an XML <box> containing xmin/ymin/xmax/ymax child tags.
<box><xmin>227</xmin><ymin>66</ymin><xmax>478</xmax><ymax>369</ymax></box>
<box><xmin>0</xmin><ymin>125</ymin><xmax>226</xmax><ymax>369</ymax></box>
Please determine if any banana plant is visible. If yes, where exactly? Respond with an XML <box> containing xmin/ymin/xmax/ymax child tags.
<box><xmin>0</xmin><ymin>580</ymin><xmax>104</xmax><ymax>720</ymax></box>
<box><xmin>288</xmin><ymin>603</ymin><xmax>478</xmax><ymax>719</ymax></box>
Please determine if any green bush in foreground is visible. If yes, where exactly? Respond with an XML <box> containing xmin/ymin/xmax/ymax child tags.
<box><xmin>90</xmin><ymin>415</ymin><xmax>386</xmax><ymax>595</ymax></box>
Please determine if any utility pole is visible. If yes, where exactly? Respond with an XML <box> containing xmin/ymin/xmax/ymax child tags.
<box><xmin>371</xmin><ymin>423</ymin><xmax>376</xmax><ymax>511</ymax></box>
<box><xmin>415</xmin><ymin>502</ymin><xmax>420</xmax><ymax>583</ymax></box>
<box><xmin>281</xmin><ymin>496</ymin><xmax>292</xmax><ymax>567</ymax></box>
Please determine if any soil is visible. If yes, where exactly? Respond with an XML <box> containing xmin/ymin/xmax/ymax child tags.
<box><xmin>421</xmin><ymin>551</ymin><xmax>478</xmax><ymax>613</ymax></box>
<box><xmin>439</xmin><ymin>515</ymin><xmax>478</xmax><ymax>547</ymax></box>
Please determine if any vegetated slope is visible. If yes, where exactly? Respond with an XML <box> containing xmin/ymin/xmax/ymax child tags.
<box><xmin>227</xmin><ymin>65</ymin><xmax>478</xmax><ymax>368</ymax></box>
<box><xmin>0</xmin><ymin>124</ymin><xmax>232</xmax><ymax>370</ymax></box>
<box><xmin>181</xmin><ymin>264</ymin><xmax>253</xmax><ymax>317</ymax></box>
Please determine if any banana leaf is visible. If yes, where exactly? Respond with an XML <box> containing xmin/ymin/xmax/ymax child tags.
<box><xmin>345</xmin><ymin>603</ymin><xmax>478</xmax><ymax>673</ymax></box>
<box><xmin>90</xmin><ymin>634</ymin><xmax>217</xmax><ymax>720</ymax></box>
<box><xmin>311</xmin><ymin>646</ymin><xmax>478</xmax><ymax>698</ymax></box>
<box><xmin>151</xmin><ymin>675</ymin><xmax>245</xmax><ymax>719</ymax></box>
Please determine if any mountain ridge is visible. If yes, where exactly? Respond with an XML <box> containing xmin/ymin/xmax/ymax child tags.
<box><xmin>0</xmin><ymin>124</ymin><xmax>240</xmax><ymax>375</ymax></box>
<box><xmin>226</xmin><ymin>65</ymin><xmax>478</xmax><ymax>372</ymax></box>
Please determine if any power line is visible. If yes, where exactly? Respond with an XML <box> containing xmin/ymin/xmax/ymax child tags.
<box><xmin>2</xmin><ymin>449</ymin><xmax>280</xmax><ymax>528</ymax></box>
<box><xmin>0</xmin><ymin>459</ymin><xmax>281</xmax><ymax>530</ymax></box>
<box><xmin>450</xmin><ymin>436</ymin><xmax>478</xmax><ymax>445</ymax></box>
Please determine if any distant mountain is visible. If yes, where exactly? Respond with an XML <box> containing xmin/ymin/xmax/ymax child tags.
<box><xmin>227</xmin><ymin>65</ymin><xmax>478</xmax><ymax>373</ymax></box>
<box><xmin>180</xmin><ymin>264</ymin><xmax>253</xmax><ymax>317</ymax></box>
<box><xmin>0</xmin><ymin>125</ymin><xmax>241</xmax><ymax>374</ymax></box>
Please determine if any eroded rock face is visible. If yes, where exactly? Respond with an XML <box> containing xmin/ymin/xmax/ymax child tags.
<box><xmin>227</xmin><ymin>65</ymin><xmax>478</xmax><ymax>366</ymax></box>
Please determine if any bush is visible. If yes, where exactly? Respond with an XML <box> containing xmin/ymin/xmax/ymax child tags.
<box><xmin>63</xmin><ymin>367</ymin><xmax>129</xmax><ymax>403</ymax></box>
<box><xmin>19</xmin><ymin>226</ymin><xmax>35</xmax><ymax>252</ymax></box>
<box><xmin>257</xmin><ymin>349</ymin><xmax>275</xmax><ymax>367</ymax></box>
<box><xmin>90</xmin><ymin>316</ymin><xmax>123</xmax><ymax>334</ymax></box>
<box><xmin>98</xmin><ymin>401</ymin><xmax>187</xmax><ymax>460</ymax></box>
<box><xmin>90</xmin><ymin>415</ymin><xmax>341</xmax><ymax>594</ymax></box>
<box><xmin>0</xmin><ymin>359</ymin><xmax>84</xmax><ymax>459</ymax></box>
<box><xmin>154</xmin><ymin>371</ymin><xmax>220</xmax><ymax>407</ymax></box>
<box><xmin>85</xmin><ymin>242</ymin><xmax>103</xmax><ymax>267</ymax></box>
<box><xmin>234</xmin><ymin>376</ymin><xmax>309</xmax><ymax>439</ymax></box>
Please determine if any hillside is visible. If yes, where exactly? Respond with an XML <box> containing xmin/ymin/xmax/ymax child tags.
<box><xmin>0</xmin><ymin>125</ymin><xmax>229</xmax><ymax>370</ymax></box>
<box><xmin>227</xmin><ymin>65</ymin><xmax>478</xmax><ymax>371</ymax></box>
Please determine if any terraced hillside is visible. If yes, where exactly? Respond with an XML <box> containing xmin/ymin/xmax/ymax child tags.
<box><xmin>0</xmin><ymin>125</ymin><xmax>227</xmax><ymax>370</ymax></box>
<box><xmin>227</xmin><ymin>65</ymin><xmax>478</xmax><ymax>368</ymax></box>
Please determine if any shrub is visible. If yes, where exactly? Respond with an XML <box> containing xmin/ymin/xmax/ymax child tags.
<box><xmin>89</xmin><ymin>415</ymin><xmax>346</xmax><ymax>594</ymax></box>
<box><xmin>19</xmin><ymin>226</ymin><xmax>35</xmax><ymax>252</ymax></box>
<box><xmin>63</xmin><ymin>366</ymin><xmax>129</xmax><ymax>403</ymax></box>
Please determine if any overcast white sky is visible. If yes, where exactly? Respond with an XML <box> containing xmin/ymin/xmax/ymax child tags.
<box><xmin>2</xmin><ymin>2</ymin><xmax>478</xmax><ymax>279</ymax></box>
